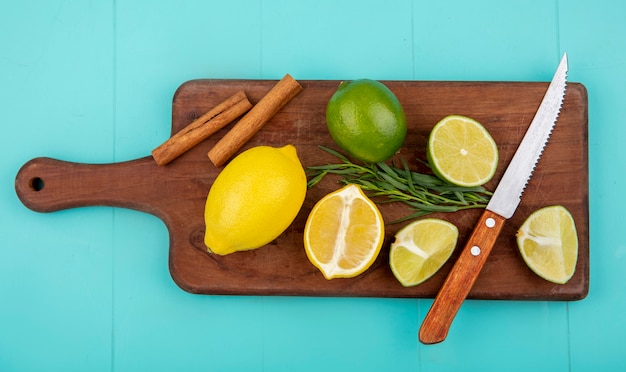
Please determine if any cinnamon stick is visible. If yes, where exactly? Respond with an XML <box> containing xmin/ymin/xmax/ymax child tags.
<box><xmin>152</xmin><ymin>90</ymin><xmax>252</xmax><ymax>166</ymax></box>
<box><xmin>207</xmin><ymin>74</ymin><xmax>303</xmax><ymax>167</ymax></box>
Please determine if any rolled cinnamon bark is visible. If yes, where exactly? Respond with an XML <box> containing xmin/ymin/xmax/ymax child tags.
<box><xmin>152</xmin><ymin>90</ymin><xmax>251</xmax><ymax>166</ymax></box>
<box><xmin>207</xmin><ymin>74</ymin><xmax>303</xmax><ymax>167</ymax></box>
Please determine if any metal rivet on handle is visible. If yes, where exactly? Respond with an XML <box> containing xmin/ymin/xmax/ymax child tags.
<box><xmin>485</xmin><ymin>217</ymin><xmax>496</xmax><ymax>228</ymax></box>
<box><xmin>471</xmin><ymin>246</ymin><xmax>481</xmax><ymax>256</ymax></box>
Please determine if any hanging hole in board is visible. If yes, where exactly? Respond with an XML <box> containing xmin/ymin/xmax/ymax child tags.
<box><xmin>29</xmin><ymin>177</ymin><xmax>45</xmax><ymax>191</ymax></box>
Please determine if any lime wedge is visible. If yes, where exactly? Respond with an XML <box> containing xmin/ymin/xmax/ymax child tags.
<box><xmin>516</xmin><ymin>205</ymin><xmax>578</xmax><ymax>284</ymax></box>
<box><xmin>389</xmin><ymin>218</ymin><xmax>458</xmax><ymax>287</ymax></box>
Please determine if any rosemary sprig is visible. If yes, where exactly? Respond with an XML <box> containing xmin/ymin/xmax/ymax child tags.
<box><xmin>307</xmin><ymin>146</ymin><xmax>492</xmax><ymax>223</ymax></box>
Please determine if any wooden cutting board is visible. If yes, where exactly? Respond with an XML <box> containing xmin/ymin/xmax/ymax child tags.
<box><xmin>15</xmin><ymin>79</ymin><xmax>589</xmax><ymax>300</ymax></box>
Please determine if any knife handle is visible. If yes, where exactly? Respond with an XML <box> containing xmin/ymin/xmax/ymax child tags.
<box><xmin>418</xmin><ymin>209</ymin><xmax>506</xmax><ymax>344</ymax></box>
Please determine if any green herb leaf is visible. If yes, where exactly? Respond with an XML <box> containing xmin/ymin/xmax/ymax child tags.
<box><xmin>307</xmin><ymin>146</ymin><xmax>492</xmax><ymax>222</ymax></box>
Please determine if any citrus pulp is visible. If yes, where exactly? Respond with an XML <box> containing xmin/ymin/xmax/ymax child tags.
<box><xmin>303</xmin><ymin>184</ymin><xmax>385</xmax><ymax>279</ymax></box>
<box><xmin>389</xmin><ymin>218</ymin><xmax>458</xmax><ymax>287</ymax></box>
<box><xmin>516</xmin><ymin>205</ymin><xmax>578</xmax><ymax>284</ymax></box>
<box><xmin>427</xmin><ymin>115</ymin><xmax>498</xmax><ymax>187</ymax></box>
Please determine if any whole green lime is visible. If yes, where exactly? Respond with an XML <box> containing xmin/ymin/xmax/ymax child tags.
<box><xmin>326</xmin><ymin>79</ymin><xmax>407</xmax><ymax>163</ymax></box>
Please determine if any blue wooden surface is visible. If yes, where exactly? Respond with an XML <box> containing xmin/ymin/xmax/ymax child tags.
<box><xmin>1</xmin><ymin>1</ymin><xmax>624</xmax><ymax>370</ymax></box>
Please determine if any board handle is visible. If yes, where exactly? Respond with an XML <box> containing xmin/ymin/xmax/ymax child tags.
<box><xmin>15</xmin><ymin>157</ymin><xmax>165</xmax><ymax>215</ymax></box>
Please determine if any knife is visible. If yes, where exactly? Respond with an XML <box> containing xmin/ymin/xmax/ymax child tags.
<box><xmin>418</xmin><ymin>53</ymin><xmax>569</xmax><ymax>344</ymax></box>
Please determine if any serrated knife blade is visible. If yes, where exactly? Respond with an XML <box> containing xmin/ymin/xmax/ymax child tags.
<box><xmin>488</xmin><ymin>54</ymin><xmax>568</xmax><ymax>218</ymax></box>
<box><xmin>418</xmin><ymin>54</ymin><xmax>569</xmax><ymax>344</ymax></box>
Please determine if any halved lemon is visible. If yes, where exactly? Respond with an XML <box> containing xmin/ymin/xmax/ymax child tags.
<box><xmin>427</xmin><ymin>115</ymin><xmax>498</xmax><ymax>187</ymax></box>
<box><xmin>303</xmin><ymin>184</ymin><xmax>385</xmax><ymax>279</ymax></box>
<box><xmin>516</xmin><ymin>205</ymin><xmax>578</xmax><ymax>284</ymax></box>
<box><xmin>389</xmin><ymin>219</ymin><xmax>458</xmax><ymax>287</ymax></box>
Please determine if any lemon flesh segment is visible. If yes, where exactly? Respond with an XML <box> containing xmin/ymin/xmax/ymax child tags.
<box><xmin>303</xmin><ymin>184</ymin><xmax>385</xmax><ymax>279</ymax></box>
<box><xmin>427</xmin><ymin>115</ymin><xmax>498</xmax><ymax>187</ymax></box>
<box><xmin>389</xmin><ymin>218</ymin><xmax>458</xmax><ymax>287</ymax></box>
<box><xmin>204</xmin><ymin>145</ymin><xmax>307</xmax><ymax>255</ymax></box>
<box><xmin>516</xmin><ymin>205</ymin><xmax>578</xmax><ymax>284</ymax></box>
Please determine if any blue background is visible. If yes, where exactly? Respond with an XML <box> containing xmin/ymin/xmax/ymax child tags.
<box><xmin>1</xmin><ymin>1</ymin><xmax>624</xmax><ymax>370</ymax></box>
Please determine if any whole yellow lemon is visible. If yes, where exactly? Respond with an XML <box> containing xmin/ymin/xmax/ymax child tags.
<box><xmin>204</xmin><ymin>145</ymin><xmax>307</xmax><ymax>255</ymax></box>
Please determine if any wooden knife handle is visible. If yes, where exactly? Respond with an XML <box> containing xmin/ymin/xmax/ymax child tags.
<box><xmin>14</xmin><ymin>156</ymin><xmax>164</xmax><ymax>216</ymax></box>
<box><xmin>418</xmin><ymin>209</ymin><xmax>506</xmax><ymax>344</ymax></box>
